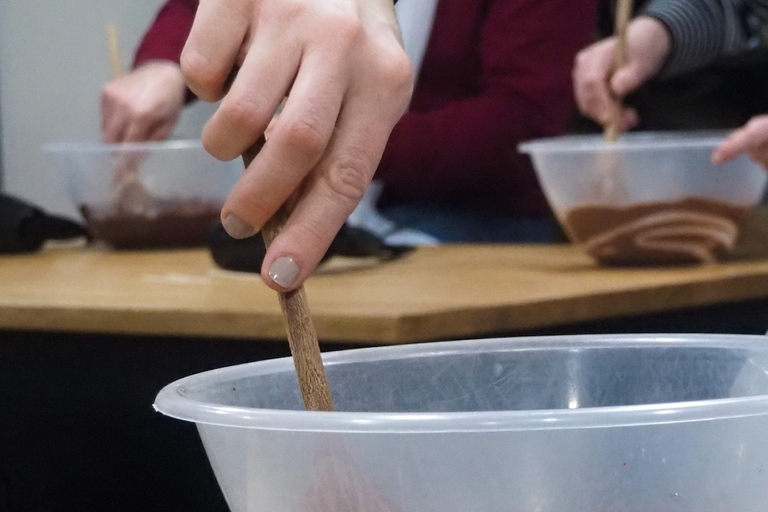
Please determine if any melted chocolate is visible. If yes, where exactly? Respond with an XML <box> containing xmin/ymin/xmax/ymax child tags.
<box><xmin>563</xmin><ymin>197</ymin><xmax>751</xmax><ymax>265</ymax></box>
<box><xmin>80</xmin><ymin>199</ymin><xmax>221</xmax><ymax>249</ymax></box>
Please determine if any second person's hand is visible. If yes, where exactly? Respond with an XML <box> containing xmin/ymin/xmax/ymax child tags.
<box><xmin>101</xmin><ymin>61</ymin><xmax>187</xmax><ymax>143</ymax></box>
<box><xmin>181</xmin><ymin>0</ymin><xmax>414</xmax><ymax>292</ymax></box>
<box><xmin>712</xmin><ymin>115</ymin><xmax>768</xmax><ymax>171</ymax></box>
<box><xmin>573</xmin><ymin>16</ymin><xmax>672</xmax><ymax>130</ymax></box>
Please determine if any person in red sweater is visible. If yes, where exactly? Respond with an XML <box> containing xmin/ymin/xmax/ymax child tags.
<box><xmin>103</xmin><ymin>0</ymin><xmax>596</xmax><ymax>245</ymax></box>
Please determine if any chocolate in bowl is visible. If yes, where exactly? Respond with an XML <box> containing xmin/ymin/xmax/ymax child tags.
<box><xmin>562</xmin><ymin>196</ymin><xmax>752</xmax><ymax>265</ymax></box>
<box><xmin>519</xmin><ymin>132</ymin><xmax>768</xmax><ymax>266</ymax></box>
<box><xmin>80</xmin><ymin>198</ymin><xmax>222</xmax><ymax>249</ymax></box>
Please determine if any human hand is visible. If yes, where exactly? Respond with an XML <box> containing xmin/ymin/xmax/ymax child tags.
<box><xmin>181</xmin><ymin>0</ymin><xmax>413</xmax><ymax>291</ymax></box>
<box><xmin>101</xmin><ymin>61</ymin><xmax>187</xmax><ymax>143</ymax></box>
<box><xmin>712</xmin><ymin>115</ymin><xmax>768</xmax><ymax>170</ymax></box>
<box><xmin>573</xmin><ymin>16</ymin><xmax>671</xmax><ymax>130</ymax></box>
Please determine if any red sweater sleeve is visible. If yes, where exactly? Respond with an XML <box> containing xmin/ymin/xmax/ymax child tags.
<box><xmin>133</xmin><ymin>0</ymin><xmax>198</xmax><ymax>68</ymax></box>
<box><xmin>376</xmin><ymin>0</ymin><xmax>597</xmax><ymax>214</ymax></box>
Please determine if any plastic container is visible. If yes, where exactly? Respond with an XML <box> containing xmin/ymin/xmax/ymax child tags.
<box><xmin>519</xmin><ymin>132</ymin><xmax>768</xmax><ymax>265</ymax></box>
<box><xmin>44</xmin><ymin>140</ymin><xmax>242</xmax><ymax>248</ymax></box>
<box><xmin>155</xmin><ymin>334</ymin><xmax>768</xmax><ymax>512</ymax></box>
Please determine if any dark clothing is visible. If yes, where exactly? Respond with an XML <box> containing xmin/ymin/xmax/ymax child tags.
<box><xmin>643</xmin><ymin>0</ymin><xmax>768</xmax><ymax>77</ymax></box>
<box><xmin>570</xmin><ymin>0</ymin><xmax>768</xmax><ymax>133</ymax></box>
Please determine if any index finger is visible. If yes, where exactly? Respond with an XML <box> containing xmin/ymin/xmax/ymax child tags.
<box><xmin>573</xmin><ymin>40</ymin><xmax>617</xmax><ymax>125</ymax></box>
<box><xmin>712</xmin><ymin>126</ymin><xmax>757</xmax><ymax>164</ymax></box>
<box><xmin>259</xmin><ymin>80</ymin><xmax>408</xmax><ymax>291</ymax></box>
<box><xmin>219</xmin><ymin>50</ymin><xmax>348</xmax><ymax>240</ymax></box>
<box><xmin>713</xmin><ymin>116</ymin><xmax>768</xmax><ymax>164</ymax></box>
<box><xmin>180</xmin><ymin>0</ymin><xmax>251</xmax><ymax>102</ymax></box>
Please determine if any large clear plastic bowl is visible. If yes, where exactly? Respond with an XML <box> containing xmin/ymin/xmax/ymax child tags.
<box><xmin>519</xmin><ymin>132</ymin><xmax>768</xmax><ymax>264</ymax></box>
<box><xmin>44</xmin><ymin>140</ymin><xmax>241</xmax><ymax>248</ymax></box>
<box><xmin>155</xmin><ymin>334</ymin><xmax>768</xmax><ymax>512</ymax></box>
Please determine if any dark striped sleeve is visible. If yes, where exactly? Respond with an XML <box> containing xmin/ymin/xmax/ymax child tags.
<box><xmin>642</xmin><ymin>0</ymin><xmax>751</xmax><ymax>77</ymax></box>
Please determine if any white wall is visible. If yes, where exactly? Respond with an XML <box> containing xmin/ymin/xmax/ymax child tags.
<box><xmin>0</xmin><ymin>0</ymin><xmax>217</xmax><ymax>217</ymax></box>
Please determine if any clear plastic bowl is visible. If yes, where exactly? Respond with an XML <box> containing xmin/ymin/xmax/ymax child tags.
<box><xmin>44</xmin><ymin>140</ymin><xmax>242</xmax><ymax>248</ymax></box>
<box><xmin>155</xmin><ymin>334</ymin><xmax>768</xmax><ymax>512</ymax></box>
<box><xmin>519</xmin><ymin>132</ymin><xmax>768</xmax><ymax>265</ymax></box>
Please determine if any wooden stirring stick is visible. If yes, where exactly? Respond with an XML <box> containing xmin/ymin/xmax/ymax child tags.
<box><xmin>604</xmin><ymin>0</ymin><xmax>634</xmax><ymax>142</ymax></box>
<box><xmin>106</xmin><ymin>23</ymin><xmax>124</xmax><ymax>80</ymax></box>
<box><xmin>242</xmin><ymin>139</ymin><xmax>334</xmax><ymax>412</ymax></box>
<box><xmin>104</xmin><ymin>23</ymin><xmax>153</xmax><ymax>213</ymax></box>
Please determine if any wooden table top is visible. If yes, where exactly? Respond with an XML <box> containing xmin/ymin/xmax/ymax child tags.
<box><xmin>1</xmin><ymin>237</ymin><xmax>768</xmax><ymax>343</ymax></box>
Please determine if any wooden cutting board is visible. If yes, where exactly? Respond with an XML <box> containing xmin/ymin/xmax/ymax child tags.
<box><xmin>1</xmin><ymin>221</ymin><xmax>767</xmax><ymax>343</ymax></box>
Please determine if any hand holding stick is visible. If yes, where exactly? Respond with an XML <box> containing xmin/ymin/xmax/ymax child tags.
<box><xmin>242</xmin><ymin>139</ymin><xmax>334</xmax><ymax>412</ymax></box>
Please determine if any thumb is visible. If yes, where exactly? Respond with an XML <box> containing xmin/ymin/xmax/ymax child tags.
<box><xmin>610</xmin><ymin>63</ymin><xmax>647</xmax><ymax>97</ymax></box>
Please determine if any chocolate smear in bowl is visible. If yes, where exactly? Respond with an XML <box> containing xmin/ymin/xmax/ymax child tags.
<box><xmin>562</xmin><ymin>197</ymin><xmax>751</xmax><ymax>265</ymax></box>
<box><xmin>80</xmin><ymin>198</ymin><xmax>221</xmax><ymax>249</ymax></box>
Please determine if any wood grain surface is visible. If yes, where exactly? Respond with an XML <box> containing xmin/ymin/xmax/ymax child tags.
<box><xmin>1</xmin><ymin>226</ymin><xmax>768</xmax><ymax>343</ymax></box>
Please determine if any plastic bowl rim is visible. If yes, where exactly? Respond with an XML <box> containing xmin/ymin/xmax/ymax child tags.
<box><xmin>518</xmin><ymin>130</ymin><xmax>738</xmax><ymax>155</ymax></box>
<box><xmin>43</xmin><ymin>139</ymin><xmax>205</xmax><ymax>153</ymax></box>
<box><xmin>153</xmin><ymin>333</ymin><xmax>768</xmax><ymax>433</ymax></box>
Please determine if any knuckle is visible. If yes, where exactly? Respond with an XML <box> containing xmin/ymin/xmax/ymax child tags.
<box><xmin>220</xmin><ymin>93</ymin><xmax>269</xmax><ymax>131</ymax></box>
<box><xmin>370</xmin><ymin>47</ymin><xmax>414</xmax><ymax>108</ymax></box>
<box><xmin>149</xmin><ymin>126</ymin><xmax>172</xmax><ymax>141</ymax></box>
<box><xmin>331</xmin><ymin>15</ymin><xmax>365</xmax><ymax>48</ymax></box>
<box><xmin>180</xmin><ymin>49</ymin><xmax>225</xmax><ymax>100</ymax></box>
<box><xmin>578</xmin><ymin>71</ymin><xmax>598</xmax><ymax>90</ymax></box>
<box><xmin>385</xmin><ymin>52</ymin><xmax>416</xmax><ymax>92</ymax></box>
<box><xmin>101</xmin><ymin>84</ymin><xmax>117</xmax><ymax>101</ymax></box>
<box><xmin>742</xmin><ymin>124</ymin><xmax>760</xmax><ymax>141</ymax></box>
<box><xmin>280</xmin><ymin>0</ymin><xmax>309</xmax><ymax>22</ymax></box>
<box><xmin>232</xmin><ymin>192</ymin><xmax>274</xmax><ymax>227</ymax></box>
<box><xmin>132</xmin><ymin>107</ymin><xmax>156</xmax><ymax>125</ymax></box>
<box><xmin>294</xmin><ymin>217</ymin><xmax>328</xmax><ymax>249</ymax></box>
<box><xmin>575</xmin><ymin>49</ymin><xmax>590</xmax><ymax>68</ymax></box>
<box><xmin>102</xmin><ymin>88</ymin><xmax>125</xmax><ymax>111</ymax></box>
<box><xmin>282</xmin><ymin>117</ymin><xmax>328</xmax><ymax>159</ymax></box>
<box><xmin>322</xmin><ymin>154</ymin><xmax>372</xmax><ymax>203</ymax></box>
<box><xmin>581</xmin><ymin>78</ymin><xmax>596</xmax><ymax>93</ymax></box>
<box><xmin>583</xmin><ymin>68</ymin><xmax>604</xmax><ymax>87</ymax></box>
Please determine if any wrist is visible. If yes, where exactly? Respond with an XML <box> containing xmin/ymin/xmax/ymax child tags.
<box><xmin>629</xmin><ymin>16</ymin><xmax>672</xmax><ymax>78</ymax></box>
<box><xmin>134</xmin><ymin>61</ymin><xmax>186</xmax><ymax>94</ymax></box>
<box><xmin>134</xmin><ymin>60</ymin><xmax>183</xmax><ymax>77</ymax></box>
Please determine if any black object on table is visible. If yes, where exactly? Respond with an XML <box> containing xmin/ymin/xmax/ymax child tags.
<box><xmin>0</xmin><ymin>194</ymin><xmax>86</xmax><ymax>254</ymax></box>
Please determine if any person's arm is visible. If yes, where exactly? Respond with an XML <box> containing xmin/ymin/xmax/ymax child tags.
<box><xmin>134</xmin><ymin>0</ymin><xmax>198</xmax><ymax>72</ymax></box>
<box><xmin>643</xmin><ymin>0</ymin><xmax>752</xmax><ymax>77</ymax></box>
<box><xmin>573</xmin><ymin>16</ymin><xmax>670</xmax><ymax>130</ymax></box>
<box><xmin>101</xmin><ymin>0</ymin><xmax>198</xmax><ymax>142</ymax></box>
<box><xmin>374</xmin><ymin>0</ymin><xmax>596</xmax><ymax>206</ymax></box>
<box><xmin>572</xmin><ymin>0</ymin><xmax>754</xmax><ymax>131</ymax></box>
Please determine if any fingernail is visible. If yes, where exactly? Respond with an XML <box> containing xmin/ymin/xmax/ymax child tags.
<box><xmin>268</xmin><ymin>257</ymin><xmax>299</xmax><ymax>288</ymax></box>
<box><xmin>222</xmin><ymin>214</ymin><xmax>257</xmax><ymax>239</ymax></box>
